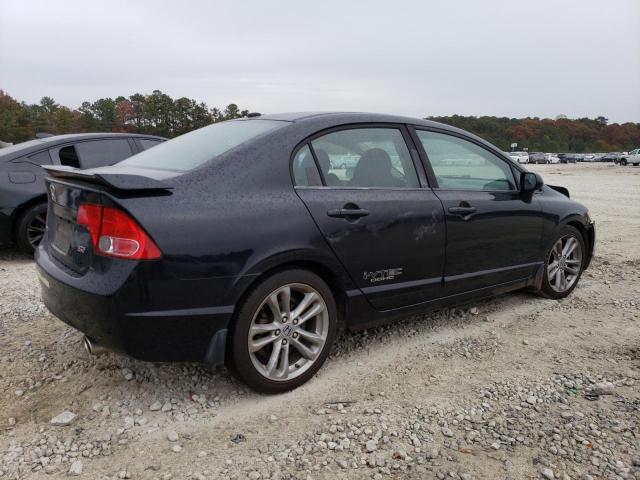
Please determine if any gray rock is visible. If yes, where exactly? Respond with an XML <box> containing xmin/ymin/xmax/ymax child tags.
<box><xmin>590</xmin><ymin>382</ymin><xmax>614</xmax><ymax>396</ymax></box>
<box><xmin>541</xmin><ymin>468</ymin><xmax>554</xmax><ymax>479</ymax></box>
<box><xmin>51</xmin><ymin>411</ymin><xmax>77</xmax><ymax>426</ymax></box>
<box><xmin>366</xmin><ymin>440</ymin><xmax>377</xmax><ymax>452</ymax></box>
<box><xmin>68</xmin><ymin>460</ymin><xmax>83</xmax><ymax>476</ymax></box>
<box><xmin>167</xmin><ymin>431</ymin><xmax>179</xmax><ymax>442</ymax></box>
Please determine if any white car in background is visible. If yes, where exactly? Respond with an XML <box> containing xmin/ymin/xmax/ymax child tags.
<box><xmin>545</xmin><ymin>153</ymin><xmax>560</xmax><ymax>164</ymax></box>
<box><xmin>507</xmin><ymin>151</ymin><xmax>529</xmax><ymax>163</ymax></box>
<box><xmin>619</xmin><ymin>149</ymin><xmax>640</xmax><ymax>166</ymax></box>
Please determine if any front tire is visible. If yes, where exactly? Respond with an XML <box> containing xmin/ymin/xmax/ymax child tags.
<box><xmin>16</xmin><ymin>203</ymin><xmax>47</xmax><ymax>255</ymax></box>
<box><xmin>228</xmin><ymin>269</ymin><xmax>337</xmax><ymax>393</ymax></box>
<box><xmin>538</xmin><ymin>225</ymin><xmax>585</xmax><ymax>299</ymax></box>
<box><xmin>620</xmin><ymin>158</ymin><xmax>627</xmax><ymax>166</ymax></box>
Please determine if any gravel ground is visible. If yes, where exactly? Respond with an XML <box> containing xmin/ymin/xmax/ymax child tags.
<box><xmin>0</xmin><ymin>163</ymin><xmax>638</xmax><ymax>480</ymax></box>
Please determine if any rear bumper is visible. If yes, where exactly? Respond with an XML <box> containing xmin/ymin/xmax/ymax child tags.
<box><xmin>36</xmin><ymin>246</ymin><xmax>235</xmax><ymax>365</ymax></box>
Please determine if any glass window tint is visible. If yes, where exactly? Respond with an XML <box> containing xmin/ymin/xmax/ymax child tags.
<box><xmin>292</xmin><ymin>145</ymin><xmax>322</xmax><ymax>186</ymax></box>
<box><xmin>119</xmin><ymin>120</ymin><xmax>285</xmax><ymax>172</ymax></box>
<box><xmin>416</xmin><ymin>131</ymin><xmax>516</xmax><ymax>191</ymax></box>
<box><xmin>310</xmin><ymin>128</ymin><xmax>418</xmax><ymax>188</ymax></box>
<box><xmin>58</xmin><ymin>145</ymin><xmax>80</xmax><ymax>168</ymax></box>
<box><xmin>27</xmin><ymin>150</ymin><xmax>52</xmax><ymax>165</ymax></box>
<box><xmin>138</xmin><ymin>138</ymin><xmax>163</xmax><ymax>150</ymax></box>
<box><xmin>76</xmin><ymin>139</ymin><xmax>133</xmax><ymax>169</ymax></box>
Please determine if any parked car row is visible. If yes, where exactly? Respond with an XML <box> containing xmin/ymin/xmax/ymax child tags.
<box><xmin>0</xmin><ymin>133</ymin><xmax>166</xmax><ymax>253</ymax></box>
<box><xmin>502</xmin><ymin>150</ymin><xmax>640</xmax><ymax>166</ymax></box>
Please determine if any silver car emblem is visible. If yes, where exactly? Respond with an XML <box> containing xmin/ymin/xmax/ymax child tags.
<box><xmin>49</xmin><ymin>184</ymin><xmax>56</xmax><ymax>202</ymax></box>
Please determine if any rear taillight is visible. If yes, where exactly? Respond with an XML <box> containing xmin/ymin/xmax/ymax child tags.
<box><xmin>77</xmin><ymin>203</ymin><xmax>161</xmax><ymax>260</ymax></box>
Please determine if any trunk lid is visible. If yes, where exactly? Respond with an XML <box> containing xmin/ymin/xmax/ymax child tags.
<box><xmin>44</xmin><ymin>167</ymin><xmax>173</xmax><ymax>274</ymax></box>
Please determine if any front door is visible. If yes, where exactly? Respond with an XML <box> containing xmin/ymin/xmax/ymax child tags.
<box><xmin>413</xmin><ymin>128</ymin><xmax>543</xmax><ymax>295</ymax></box>
<box><xmin>293</xmin><ymin>126</ymin><xmax>446</xmax><ymax>310</ymax></box>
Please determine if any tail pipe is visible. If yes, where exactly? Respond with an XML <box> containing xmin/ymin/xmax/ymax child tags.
<box><xmin>83</xmin><ymin>336</ymin><xmax>108</xmax><ymax>356</ymax></box>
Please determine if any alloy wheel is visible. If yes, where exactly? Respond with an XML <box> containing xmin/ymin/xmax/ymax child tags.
<box><xmin>27</xmin><ymin>212</ymin><xmax>47</xmax><ymax>248</ymax></box>
<box><xmin>248</xmin><ymin>283</ymin><xmax>329</xmax><ymax>382</ymax></box>
<box><xmin>547</xmin><ymin>235</ymin><xmax>582</xmax><ymax>293</ymax></box>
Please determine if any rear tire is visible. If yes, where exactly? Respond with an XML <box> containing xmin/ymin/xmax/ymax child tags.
<box><xmin>537</xmin><ymin>225</ymin><xmax>586</xmax><ymax>299</ymax></box>
<box><xmin>227</xmin><ymin>269</ymin><xmax>337</xmax><ymax>393</ymax></box>
<box><xmin>16</xmin><ymin>203</ymin><xmax>47</xmax><ymax>255</ymax></box>
<box><xmin>620</xmin><ymin>158</ymin><xmax>627</xmax><ymax>166</ymax></box>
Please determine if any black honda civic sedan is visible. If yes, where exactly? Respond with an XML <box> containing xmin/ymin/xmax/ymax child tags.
<box><xmin>36</xmin><ymin>112</ymin><xmax>595</xmax><ymax>392</ymax></box>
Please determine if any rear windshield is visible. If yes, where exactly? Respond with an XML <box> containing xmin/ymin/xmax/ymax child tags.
<box><xmin>118</xmin><ymin>120</ymin><xmax>286</xmax><ymax>172</ymax></box>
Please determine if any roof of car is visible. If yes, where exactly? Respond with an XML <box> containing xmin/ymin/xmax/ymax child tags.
<box><xmin>256</xmin><ymin>111</ymin><xmax>442</xmax><ymax>128</ymax></box>
<box><xmin>0</xmin><ymin>133</ymin><xmax>166</xmax><ymax>160</ymax></box>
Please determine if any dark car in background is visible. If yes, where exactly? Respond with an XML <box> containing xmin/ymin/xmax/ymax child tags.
<box><xmin>558</xmin><ymin>153</ymin><xmax>577</xmax><ymax>164</ymax></box>
<box><xmin>36</xmin><ymin>112</ymin><xmax>594</xmax><ymax>393</ymax></box>
<box><xmin>528</xmin><ymin>152</ymin><xmax>547</xmax><ymax>164</ymax></box>
<box><xmin>0</xmin><ymin>133</ymin><xmax>165</xmax><ymax>253</ymax></box>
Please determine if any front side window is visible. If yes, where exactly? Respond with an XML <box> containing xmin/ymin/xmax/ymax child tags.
<box><xmin>292</xmin><ymin>145</ymin><xmax>322</xmax><ymax>186</ymax></box>
<box><xmin>310</xmin><ymin>128</ymin><xmax>419</xmax><ymax>188</ymax></box>
<box><xmin>416</xmin><ymin>130</ymin><xmax>516</xmax><ymax>191</ymax></box>
<box><xmin>76</xmin><ymin>139</ymin><xmax>133</xmax><ymax>169</ymax></box>
<box><xmin>119</xmin><ymin>120</ymin><xmax>286</xmax><ymax>172</ymax></box>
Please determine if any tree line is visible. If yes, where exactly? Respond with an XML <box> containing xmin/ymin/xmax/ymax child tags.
<box><xmin>0</xmin><ymin>89</ymin><xmax>250</xmax><ymax>143</ymax></box>
<box><xmin>427</xmin><ymin>115</ymin><xmax>640</xmax><ymax>153</ymax></box>
<box><xmin>1</xmin><ymin>89</ymin><xmax>638</xmax><ymax>152</ymax></box>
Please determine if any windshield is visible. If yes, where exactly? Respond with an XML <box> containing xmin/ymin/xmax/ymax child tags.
<box><xmin>118</xmin><ymin>119</ymin><xmax>287</xmax><ymax>172</ymax></box>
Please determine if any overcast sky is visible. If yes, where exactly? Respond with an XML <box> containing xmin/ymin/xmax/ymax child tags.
<box><xmin>1</xmin><ymin>0</ymin><xmax>639</xmax><ymax>122</ymax></box>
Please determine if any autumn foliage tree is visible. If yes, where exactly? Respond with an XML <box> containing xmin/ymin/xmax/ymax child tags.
<box><xmin>0</xmin><ymin>89</ymin><xmax>251</xmax><ymax>143</ymax></box>
<box><xmin>428</xmin><ymin>115</ymin><xmax>640</xmax><ymax>152</ymax></box>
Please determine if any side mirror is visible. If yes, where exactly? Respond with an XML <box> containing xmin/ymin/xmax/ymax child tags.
<box><xmin>520</xmin><ymin>171</ymin><xmax>543</xmax><ymax>193</ymax></box>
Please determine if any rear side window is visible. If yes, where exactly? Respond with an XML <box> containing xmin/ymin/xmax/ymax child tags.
<box><xmin>27</xmin><ymin>150</ymin><xmax>52</xmax><ymax>165</ymax></box>
<box><xmin>58</xmin><ymin>145</ymin><xmax>80</xmax><ymax>168</ymax></box>
<box><xmin>309</xmin><ymin>128</ymin><xmax>419</xmax><ymax>188</ymax></box>
<box><xmin>138</xmin><ymin>138</ymin><xmax>163</xmax><ymax>150</ymax></box>
<box><xmin>75</xmin><ymin>139</ymin><xmax>133</xmax><ymax>169</ymax></box>
<box><xmin>292</xmin><ymin>145</ymin><xmax>322</xmax><ymax>186</ymax></box>
<box><xmin>416</xmin><ymin>130</ymin><xmax>516</xmax><ymax>191</ymax></box>
<box><xmin>119</xmin><ymin>120</ymin><xmax>286</xmax><ymax>172</ymax></box>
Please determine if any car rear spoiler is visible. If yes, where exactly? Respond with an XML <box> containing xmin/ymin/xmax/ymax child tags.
<box><xmin>43</xmin><ymin>165</ymin><xmax>173</xmax><ymax>191</ymax></box>
<box><xmin>548</xmin><ymin>184</ymin><xmax>569</xmax><ymax>198</ymax></box>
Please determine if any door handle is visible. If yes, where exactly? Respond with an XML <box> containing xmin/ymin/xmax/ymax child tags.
<box><xmin>327</xmin><ymin>207</ymin><xmax>369</xmax><ymax>219</ymax></box>
<box><xmin>448</xmin><ymin>206</ymin><xmax>477</xmax><ymax>215</ymax></box>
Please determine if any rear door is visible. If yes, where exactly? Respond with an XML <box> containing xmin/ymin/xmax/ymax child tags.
<box><xmin>412</xmin><ymin>128</ymin><xmax>543</xmax><ymax>295</ymax></box>
<box><xmin>293</xmin><ymin>125</ymin><xmax>446</xmax><ymax>310</ymax></box>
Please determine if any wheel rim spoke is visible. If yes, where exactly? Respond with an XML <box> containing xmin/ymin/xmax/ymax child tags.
<box><xmin>250</xmin><ymin>334</ymin><xmax>276</xmax><ymax>353</ymax></box>
<box><xmin>563</xmin><ymin>238</ymin><xmax>577</xmax><ymax>256</ymax></box>
<box><xmin>265</xmin><ymin>340</ymin><xmax>283</xmax><ymax>376</ymax></box>
<box><xmin>291</xmin><ymin>292</ymin><xmax>317</xmax><ymax>319</ymax></box>
<box><xmin>290</xmin><ymin>337</ymin><xmax>317</xmax><ymax>360</ymax></box>
<box><xmin>267</xmin><ymin>293</ymin><xmax>282</xmax><ymax>319</ymax></box>
<box><xmin>296</xmin><ymin>329</ymin><xmax>324</xmax><ymax>344</ymax></box>
<box><xmin>297</xmin><ymin>301</ymin><xmax>325</xmax><ymax>325</ymax></box>
<box><xmin>250</xmin><ymin>322</ymin><xmax>279</xmax><ymax>336</ymax></box>
<box><xmin>565</xmin><ymin>265</ymin><xmax>580</xmax><ymax>275</ymax></box>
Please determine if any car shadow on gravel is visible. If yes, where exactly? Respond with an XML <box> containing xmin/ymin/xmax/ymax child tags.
<box><xmin>0</xmin><ymin>245</ymin><xmax>33</xmax><ymax>262</ymax></box>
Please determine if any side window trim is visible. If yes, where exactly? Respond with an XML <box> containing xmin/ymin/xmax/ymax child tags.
<box><xmin>290</xmin><ymin>123</ymin><xmax>426</xmax><ymax>190</ymax></box>
<box><xmin>410</xmin><ymin>125</ymin><xmax>521</xmax><ymax>192</ymax></box>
